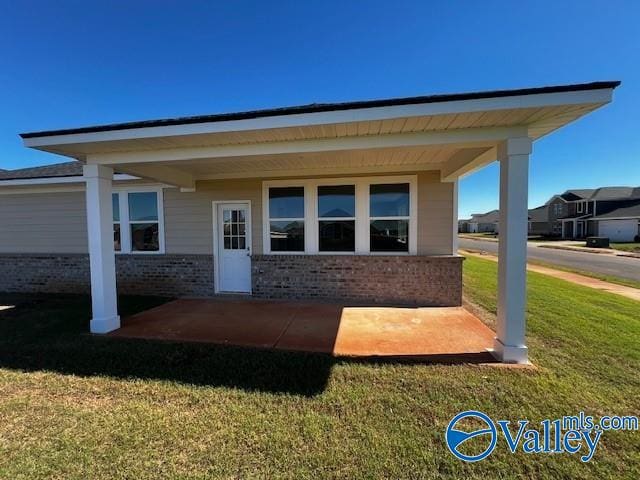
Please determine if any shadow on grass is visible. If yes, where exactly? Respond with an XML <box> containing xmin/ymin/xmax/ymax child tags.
<box><xmin>0</xmin><ymin>293</ymin><xmax>496</xmax><ymax>397</ymax></box>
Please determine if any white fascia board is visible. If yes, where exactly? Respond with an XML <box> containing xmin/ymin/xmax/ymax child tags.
<box><xmin>23</xmin><ymin>88</ymin><xmax>614</xmax><ymax>148</ymax></box>
<box><xmin>0</xmin><ymin>173</ymin><xmax>138</xmax><ymax>187</ymax></box>
<box><xmin>88</xmin><ymin>126</ymin><xmax>527</xmax><ymax>166</ymax></box>
<box><xmin>592</xmin><ymin>216</ymin><xmax>640</xmax><ymax>220</ymax></box>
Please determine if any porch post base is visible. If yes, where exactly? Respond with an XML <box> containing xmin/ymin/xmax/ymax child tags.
<box><xmin>90</xmin><ymin>315</ymin><xmax>121</xmax><ymax>334</ymax></box>
<box><xmin>492</xmin><ymin>337</ymin><xmax>528</xmax><ymax>364</ymax></box>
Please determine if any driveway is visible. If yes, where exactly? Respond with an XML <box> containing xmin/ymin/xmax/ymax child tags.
<box><xmin>459</xmin><ymin>238</ymin><xmax>640</xmax><ymax>283</ymax></box>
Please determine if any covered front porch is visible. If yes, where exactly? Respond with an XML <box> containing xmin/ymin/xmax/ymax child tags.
<box><xmin>110</xmin><ymin>297</ymin><xmax>497</xmax><ymax>362</ymax></box>
<box><xmin>21</xmin><ymin>81</ymin><xmax>620</xmax><ymax>364</ymax></box>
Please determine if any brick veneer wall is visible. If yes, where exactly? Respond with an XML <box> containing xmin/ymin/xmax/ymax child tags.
<box><xmin>251</xmin><ymin>255</ymin><xmax>463</xmax><ymax>306</ymax></box>
<box><xmin>1</xmin><ymin>253</ymin><xmax>462</xmax><ymax>305</ymax></box>
<box><xmin>0</xmin><ymin>254</ymin><xmax>213</xmax><ymax>297</ymax></box>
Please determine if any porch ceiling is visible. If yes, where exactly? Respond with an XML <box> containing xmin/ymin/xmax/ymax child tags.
<box><xmin>21</xmin><ymin>81</ymin><xmax>619</xmax><ymax>186</ymax></box>
<box><xmin>122</xmin><ymin>145</ymin><xmax>493</xmax><ymax>180</ymax></box>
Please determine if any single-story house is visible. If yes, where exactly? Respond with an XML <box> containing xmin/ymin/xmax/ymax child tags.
<box><xmin>457</xmin><ymin>218</ymin><xmax>473</xmax><ymax>233</ymax></box>
<box><xmin>470</xmin><ymin>209</ymin><xmax>500</xmax><ymax>233</ymax></box>
<box><xmin>0</xmin><ymin>81</ymin><xmax>620</xmax><ymax>364</ymax></box>
<box><xmin>527</xmin><ymin>205</ymin><xmax>550</xmax><ymax>235</ymax></box>
<box><xmin>458</xmin><ymin>210</ymin><xmax>500</xmax><ymax>234</ymax></box>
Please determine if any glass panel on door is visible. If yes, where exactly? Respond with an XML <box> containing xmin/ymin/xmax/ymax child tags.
<box><xmin>223</xmin><ymin>208</ymin><xmax>247</xmax><ymax>250</ymax></box>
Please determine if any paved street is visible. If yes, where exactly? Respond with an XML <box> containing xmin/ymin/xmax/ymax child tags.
<box><xmin>459</xmin><ymin>238</ymin><xmax>640</xmax><ymax>283</ymax></box>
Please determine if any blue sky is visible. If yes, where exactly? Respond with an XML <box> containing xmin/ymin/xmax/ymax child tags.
<box><xmin>1</xmin><ymin>1</ymin><xmax>638</xmax><ymax>218</ymax></box>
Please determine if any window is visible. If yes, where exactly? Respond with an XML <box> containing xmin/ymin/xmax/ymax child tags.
<box><xmin>318</xmin><ymin>185</ymin><xmax>355</xmax><ymax>252</ymax></box>
<box><xmin>128</xmin><ymin>192</ymin><xmax>160</xmax><ymax>251</ymax></box>
<box><xmin>369</xmin><ymin>183</ymin><xmax>410</xmax><ymax>252</ymax></box>
<box><xmin>268</xmin><ymin>187</ymin><xmax>305</xmax><ymax>252</ymax></box>
<box><xmin>112</xmin><ymin>189</ymin><xmax>164</xmax><ymax>254</ymax></box>
<box><xmin>554</xmin><ymin>204</ymin><xmax>563</xmax><ymax>216</ymax></box>
<box><xmin>112</xmin><ymin>193</ymin><xmax>121</xmax><ymax>252</ymax></box>
<box><xmin>577</xmin><ymin>201</ymin><xmax>583</xmax><ymax>213</ymax></box>
<box><xmin>263</xmin><ymin>176</ymin><xmax>416</xmax><ymax>255</ymax></box>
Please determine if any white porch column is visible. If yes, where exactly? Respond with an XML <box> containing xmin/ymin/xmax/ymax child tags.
<box><xmin>494</xmin><ymin>137</ymin><xmax>532</xmax><ymax>364</ymax></box>
<box><xmin>83</xmin><ymin>164</ymin><xmax>120</xmax><ymax>333</ymax></box>
<box><xmin>451</xmin><ymin>179</ymin><xmax>459</xmax><ymax>254</ymax></box>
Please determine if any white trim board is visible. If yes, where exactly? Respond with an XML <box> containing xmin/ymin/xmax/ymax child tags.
<box><xmin>0</xmin><ymin>174</ymin><xmax>138</xmax><ymax>186</ymax></box>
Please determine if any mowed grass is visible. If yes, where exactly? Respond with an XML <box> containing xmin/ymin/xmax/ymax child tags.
<box><xmin>611</xmin><ymin>242</ymin><xmax>640</xmax><ymax>253</ymax></box>
<box><xmin>0</xmin><ymin>257</ymin><xmax>639</xmax><ymax>479</ymax></box>
<box><xmin>525</xmin><ymin>258</ymin><xmax>640</xmax><ymax>290</ymax></box>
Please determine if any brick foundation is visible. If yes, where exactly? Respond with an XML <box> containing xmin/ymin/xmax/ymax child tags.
<box><xmin>0</xmin><ymin>254</ymin><xmax>214</xmax><ymax>297</ymax></box>
<box><xmin>1</xmin><ymin>253</ymin><xmax>463</xmax><ymax>305</ymax></box>
<box><xmin>251</xmin><ymin>255</ymin><xmax>463</xmax><ymax>306</ymax></box>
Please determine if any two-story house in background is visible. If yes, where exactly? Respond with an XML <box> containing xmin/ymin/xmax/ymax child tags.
<box><xmin>462</xmin><ymin>186</ymin><xmax>640</xmax><ymax>242</ymax></box>
<box><xmin>551</xmin><ymin>187</ymin><xmax>640</xmax><ymax>241</ymax></box>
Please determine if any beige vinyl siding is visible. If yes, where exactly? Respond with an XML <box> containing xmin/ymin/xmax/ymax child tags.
<box><xmin>417</xmin><ymin>171</ymin><xmax>455</xmax><ymax>255</ymax></box>
<box><xmin>0</xmin><ymin>191</ymin><xmax>88</xmax><ymax>253</ymax></box>
<box><xmin>163</xmin><ymin>179</ymin><xmax>263</xmax><ymax>255</ymax></box>
<box><xmin>164</xmin><ymin>172</ymin><xmax>454</xmax><ymax>256</ymax></box>
<box><xmin>0</xmin><ymin>171</ymin><xmax>454</xmax><ymax>256</ymax></box>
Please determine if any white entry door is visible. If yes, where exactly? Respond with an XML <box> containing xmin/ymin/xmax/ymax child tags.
<box><xmin>216</xmin><ymin>202</ymin><xmax>252</xmax><ymax>293</ymax></box>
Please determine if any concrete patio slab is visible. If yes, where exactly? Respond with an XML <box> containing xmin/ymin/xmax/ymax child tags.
<box><xmin>111</xmin><ymin>298</ymin><xmax>496</xmax><ymax>361</ymax></box>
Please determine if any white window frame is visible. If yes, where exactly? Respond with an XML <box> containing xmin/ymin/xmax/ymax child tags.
<box><xmin>262</xmin><ymin>175</ymin><xmax>417</xmax><ymax>255</ymax></box>
<box><xmin>577</xmin><ymin>201</ymin><xmax>584</xmax><ymax>213</ymax></box>
<box><xmin>112</xmin><ymin>193</ymin><xmax>122</xmax><ymax>252</ymax></box>
<box><xmin>112</xmin><ymin>186</ymin><xmax>165</xmax><ymax>254</ymax></box>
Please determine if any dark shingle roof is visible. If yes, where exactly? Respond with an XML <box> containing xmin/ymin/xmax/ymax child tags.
<box><xmin>528</xmin><ymin>206</ymin><xmax>548</xmax><ymax>222</ymax></box>
<box><xmin>593</xmin><ymin>200</ymin><xmax>640</xmax><ymax>219</ymax></box>
<box><xmin>20</xmin><ymin>81</ymin><xmax>621</xmax><ymax>139</ymax></box>
<box><xmin>0</xmin><ymin>162</ymin><xmax>83</xmax><ymax>180</ymax></box>
<box><xmin>561</xmin><ymin>189</ymin><xmax>595</xmax><ymax>201</ymax></box>
<box><xmin>471</xmin><ymin>210</ymin><xmax>500</xmax><ymax>223</ymax></box>
<box><xmin>557</xmin><ymin>186</ymin><xmax>640</xmax><ymax>202</ymax></box>
<box><xmin>590</xmin><ymin>186</ymin><xmax>640</xmax><ymax>201</ymax></box>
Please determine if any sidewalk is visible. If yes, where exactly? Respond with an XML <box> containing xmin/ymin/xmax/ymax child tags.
<box><xmin>536</xmin><ymin>242</ymin><xmax>640</xmax><ymax>258</ymax></box>
<box><xmin>460</xmin><ymin>234</ymin><xmax>640</xmax><ymax>259</ymax></box>
<box><xmin>461</xmin><ymin>250</ymin><xmax>640</xmax><ymax>302</ymax></box>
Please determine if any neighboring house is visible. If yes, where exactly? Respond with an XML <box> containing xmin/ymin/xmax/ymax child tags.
<box><xmin>527</xmin><ymin>205</ymin><xmax>550</xmax><ymax>235</ymax></box>
<box><xmin>466</xmin><ymin>210</ymin><xmax>500</xmax><ymax>233</ymax></box>
<box><xmin>461</xmin><ymin>205</ymin><xmax>551</xmax><ymax>237</ymax></box>
<box><xmin>457</xmin><ymin>218</ymin><xmax>473</xmax><ymax>233</ymax></box>
<box><xmin>0</xmin><ymin>81</ymin><xmax>620</xmax><ymax>364</ymax></box>
<box><xmin>545</xmin><ymin>187</ymin><xmax>640</xmax><ymax>241</ymax></box>
<box><xmin>458</xmin><ymin>210</ymin><xmax>499</xmax><ymax>233</ymax></box>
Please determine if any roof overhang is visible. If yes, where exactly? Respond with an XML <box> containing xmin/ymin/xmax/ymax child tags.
<box><xmin>20</xmin><ymin>81</ymin><xmax>620</xmax><ymax>188</ymax></box>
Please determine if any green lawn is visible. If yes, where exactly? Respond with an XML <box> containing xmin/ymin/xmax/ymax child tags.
<box><xmin>0</xmin><ymin>258</ymin><xmax>639</xmax><ymax>479</ymax></box>
<box><xmin>611</xmin><ymin>242</ymin><xmax>640</xmax><ymax>253</ymax></box>
<box><xmin>525</xmin><ymin>259</ymin><xmax>640</xmax><ymax>290</ymax></box>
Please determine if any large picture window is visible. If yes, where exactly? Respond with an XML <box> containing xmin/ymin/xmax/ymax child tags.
<box><xmin>112</xmin><ymin>189</ymin><xmax>164</xmax><ymax>254</ymax></box>
<box><xmin>268</xmin><ymin>187</ymin><xmax>305</xmax><ymax>252</ymax></box>
<box><xmin>263</xmin><ymin>176</ymin><xmax>416</xmax><ymax>254</ymax></box>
